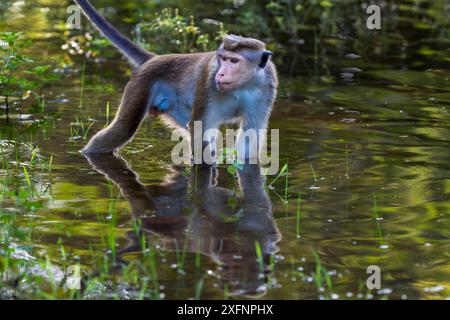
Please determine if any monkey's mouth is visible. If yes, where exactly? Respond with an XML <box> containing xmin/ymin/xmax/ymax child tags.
<box><xmin>216</xmin><ymin>82</ymin><xmax>233</xmax><ymax>92</ymax></box>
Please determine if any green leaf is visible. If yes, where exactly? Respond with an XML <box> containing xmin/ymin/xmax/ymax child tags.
<box><xmin>227</xmin><ymin>165</ymin><xmax>236</xmax><ymax>176</ymax></box>
<box><xmin>31</xmin><ymin>65</ymin><xmax>51</xmax><ymax>75</ymax></box>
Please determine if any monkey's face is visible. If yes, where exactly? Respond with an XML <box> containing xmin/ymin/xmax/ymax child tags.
<box><xmin>215</xmin><ymin>49</ymin><xmax>264</xmax><ymax>93</ymax></box>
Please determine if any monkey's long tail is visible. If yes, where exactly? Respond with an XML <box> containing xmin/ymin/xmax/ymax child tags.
<box><xmin>74</xmin><ymin>0</ymin><xmax>154</xmax><ymax>67</ymax></box>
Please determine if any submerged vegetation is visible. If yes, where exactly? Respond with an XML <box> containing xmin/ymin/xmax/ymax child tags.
<box><xmin>0</xmin><ymin>0</ymin><xmax>449</xmax><ymax>300</ymax></box>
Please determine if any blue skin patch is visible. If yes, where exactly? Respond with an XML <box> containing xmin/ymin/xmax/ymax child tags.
<box><xmin>148</xmin><ymin>81</ymin><xmax>177</xmax><ymax>113</ymax></box>
<box><xmin>147</xmin><ymin>80</ymin><xmax>193</xmax><ymax>127</ymax></box>
<box><xmin>155</xmin><ymin>95</ymin><xmax>170</xmax><ymax>111</ymax></box>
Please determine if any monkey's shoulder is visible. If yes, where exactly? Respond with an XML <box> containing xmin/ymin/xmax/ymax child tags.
<box><xmin>139</xmin><ymin>52</ymin><xmax>215</xmax><ymax>74</ymax></box>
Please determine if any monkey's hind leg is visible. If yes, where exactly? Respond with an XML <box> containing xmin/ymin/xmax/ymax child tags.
<box><xmin>82</xmin><ymin>78</ymin><xmax>149</xmax><ymax>154</ymax></box>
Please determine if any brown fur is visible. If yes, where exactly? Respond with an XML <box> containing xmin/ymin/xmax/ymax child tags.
<box><xmin>77</xmin><ymin>0</ymin><xmax>278</xmax><ymax>156</ymax></box>
<box><xmin>82</xmin><ymin>38</ymin><xmax>276</xmax><ymax>155</ymax></box>
<box><xmin>83</xmin><ymin>53</ymin><xmax>214</xmax><ymax>153</ymax></box>
<box><xmin>190</xmin><ymin>56</ymin><xmax>216</xmax><ymax>124</ymax></box>
<box><xmin>84</xmin><ymin>37</ymin><xmax>278</xmax><ymax>153</ymax></box>
<box><xmin>222</xmin><ymin>34</ymin><xmax>266</xmax><ymax>52</ymax></box>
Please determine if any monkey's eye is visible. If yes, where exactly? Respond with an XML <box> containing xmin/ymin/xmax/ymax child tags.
<box><xmin>221</xmin><ymin>57</ymin><xmax>228</xmax><ymax>62</ymax></box>
<box><xmin>230</xmin><ymin>58</ymin><xmax>239</xmax><ymax>64</ymax></box>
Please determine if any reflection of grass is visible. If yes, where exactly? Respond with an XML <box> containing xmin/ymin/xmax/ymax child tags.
<box><xmin>146</xmin><ymin>243</ymin><xmax>160</xmax><ymax>299</ymax></box>
<box><xmin>307</xmin><ymin>161</ymin><xmax>317</xmax><ymax>182</ymax></box>
<box><xmin>223</xmin><ymin>283</ymin><xmax>230</xmax><ymax>300</ymax></box>
<box><xmin>195</xmin><ymin>277</ymin><xmax>204</xmax><ymax>300</ymax></box>
<box><xmin>174</xmin><ymin>218</ymin><xmax>193</xmax><ymax>272</ymax></box>
<box><xmin>195</xmin><ymin>239</ymin><xmax>201</xmax><ymax>269</ymax></box>
<box><xmin>255</xmin><ymin>241</ymin><xmax>264</xmax><ymax>273</ymax></box>
<box><xmin>296</xmin><ymin>192</ymin><xmax>301</xmax><ymax>239</ymax></box>
<box><xmin>345</xmin><ymin>144</ymin><xmax>350</xmax><ymax>178</ymax></box>
<box><xmin>311</xmin><ymin>249</ymin><xmax>333</xmax><ymax>299</ymax></box>
<box><xmin>106</xmin><ymin>216</ymin><xmax>117</xmax><ymax>261</ymax></box>
<box><xmin>104</xmin><ymin>101</ymin><xmax>110</xmax><ymax>127</ymax></box>
<box><xmin>372</xmin><ymin>194</ymin><xmax>388</xmax><ymax>249</ymax></box>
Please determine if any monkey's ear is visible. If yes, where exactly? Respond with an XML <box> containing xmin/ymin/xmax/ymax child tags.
<box><xmin>259</xmin><ymin>50</ymin><xmax>273</xmax><ymax>69</ymax></box>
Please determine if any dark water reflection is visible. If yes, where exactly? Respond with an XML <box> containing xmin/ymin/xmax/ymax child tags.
<box><xmin>87</xmin><ymin>155</ymin><xmax>280</xmax><ymax>297</ymax></box>
<box><xmin>0</xmin><ymin>1</ymin><xmax>448</xmax><ymax>299</ymax></box>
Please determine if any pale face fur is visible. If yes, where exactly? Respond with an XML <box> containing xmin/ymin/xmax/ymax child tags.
<box><xmin>215</xmin><ymin>49</ymin><xmax>263</xmax><ymax>93</ymax></box>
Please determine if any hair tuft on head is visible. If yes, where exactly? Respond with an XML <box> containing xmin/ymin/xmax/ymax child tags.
<box><xmin>222</xmin><ymin>34</ymin><xmax>266</xmax><ymax>51</ymax></box>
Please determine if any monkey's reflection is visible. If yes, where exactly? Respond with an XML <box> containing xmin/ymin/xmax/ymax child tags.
<box><xmin>85</xmin><ymin>154</ymin><xmax>281</xmax><ymax>297</ymax></box>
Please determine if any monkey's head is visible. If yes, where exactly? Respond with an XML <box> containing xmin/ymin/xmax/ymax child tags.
<box><xmin>215</xmin><ymin>35</ymin><xmax>272</xmax><ymax>93</ymax></box>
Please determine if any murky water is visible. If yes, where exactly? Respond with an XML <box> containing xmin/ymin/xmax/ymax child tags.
<box><xmin>0</xmin><ymin>1</ymin><xmax>448</xmax><ymax>299</ymax></box>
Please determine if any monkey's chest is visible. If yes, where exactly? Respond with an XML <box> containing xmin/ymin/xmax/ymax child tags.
<box><xmin>206</xmin><ymin>89</ymin><xmax>263</xmax><ymax>126</ymax></box>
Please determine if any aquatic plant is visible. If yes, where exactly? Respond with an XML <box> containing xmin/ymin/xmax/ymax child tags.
<box><xmin>69</xmin><ymin>115</ymin><xmax>96</xmax><ymax>142</ymax></box>
<box><xmin>0</xmin><ymin>32</ymin><xmax>60</xmax><ymax>119</ymax></box>
<box><xmin>0</xmin><ymin>32</ymin><xmax>33</xmax><ymax>119</ymax></box>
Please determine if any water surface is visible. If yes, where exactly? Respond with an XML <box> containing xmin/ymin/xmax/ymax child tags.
<box><xmin>0</xmin><ymin>1</ymin><xmax>448</xmax><ymax>299</ymax></box>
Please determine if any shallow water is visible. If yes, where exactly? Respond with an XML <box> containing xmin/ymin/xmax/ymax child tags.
<box><xmin>0</xmin><ymin>1</ymin><xmax>449</xmax><ymax>299</ymax></box>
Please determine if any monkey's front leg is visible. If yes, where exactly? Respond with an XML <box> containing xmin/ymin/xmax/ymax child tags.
<box><xmin>83</xmin><ymin>78</ymin><xmax>149</xmax><ymax>154</ymax></box>
<box><xmin>189</xmin><ymin>120</ymin><xmax>220</xmax><ymax>165</ymax></box>
<box><xmin>236</xmin><ymin>115</ymin><xmax>269</xmax><ymax>163</ymax></box>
